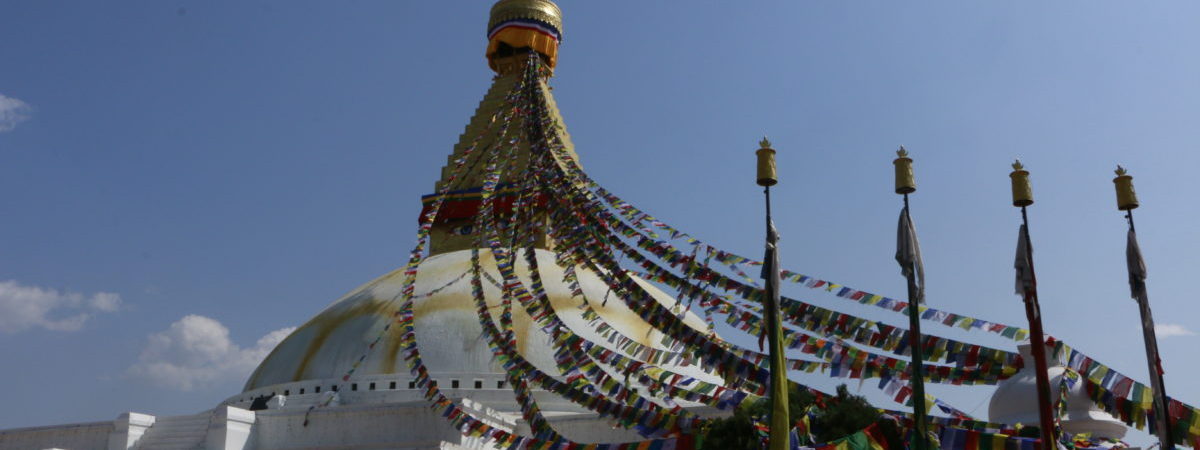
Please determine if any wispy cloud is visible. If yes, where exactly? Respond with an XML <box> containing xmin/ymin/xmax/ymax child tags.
<box><xmin>0</xmin><ymin>93</ymin><xmax>32</xmax><ymax>132</ymax></box>
<box><xmin>127</xmin><ymin>315</ymin><xmax>295</xmax><ymax>391</ymax></box>
<box><xmin>1155</xmin><ymin>324</ymin><xmax>1195</xmax><ymax>338</ymax></box>
<box><xmin>0</xmin><ymin>280</ymin><xmax>121</xmax><ymax>333</ymax></box>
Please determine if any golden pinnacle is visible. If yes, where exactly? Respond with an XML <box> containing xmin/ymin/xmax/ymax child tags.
<box><xmin>1010</xmin><ymin>159</ymin><xmax>1033</xmax><ymax>207</ymax></box>
<box><xmin>1113</xmin><ymin>164</ymin><xmax>1138</xmax><ymax>210</ymax></box>
<box><xmin>893</xmin><ymin>146</ymin><xmax>916</xmax><ymax>194</ymax></box>
<box><xmin>755</xmin><ymin>137</ymin><xmax>778</xmax><ymax>187</ymax></box>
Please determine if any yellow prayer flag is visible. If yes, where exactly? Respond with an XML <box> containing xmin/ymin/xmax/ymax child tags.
<box><xmin>959</xmin><ymin>318</ymin><xmax>975</xmax><ymax>331</ymax></box>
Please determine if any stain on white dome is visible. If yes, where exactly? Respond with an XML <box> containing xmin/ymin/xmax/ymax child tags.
<box><xmin>244</xmin><ymin>249</ymin><xmax>719</xmax><ymax>392</ymax></box>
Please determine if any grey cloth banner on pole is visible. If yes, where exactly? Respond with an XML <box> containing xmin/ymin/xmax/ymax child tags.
<box><xmin>895</xmin><ymin>208</ymin><xmax>925</xmax><ymax>303</ymax></box>
<box><xmin>1014</xmin><ymin>224</ymin><xmax>1035</xmax><ymax>296</ymax></box>
<box><xmin>760</xmin><ymin>219</ymin><xmax>781</xmax><ymax>351</ymax></box>
<box><xmin>1127</xmin><ymin>229</ymin><xmax>1148</xmax><ymax>299</ymax></box>
<box><xmin>761</xmin><ymin>219</ymin><xmax>781</xmax><ymax>304</ymax></box>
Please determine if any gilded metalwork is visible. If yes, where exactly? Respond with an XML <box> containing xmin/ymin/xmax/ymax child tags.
<box><xmin>1010</xmin><ymin>159</ymin><xmax>1034</xmax><ymax>207</ymax></box>
<box><xmin>894</xmin><ymin>146</ymin><xmax>916</xmax><ymax>194</ymax></box>
<box><xmin>756</xmin><ymin>138</ymin><xmax>778</xmax><ymax>187</ymax></box>
<box><xmin>488</xmin><ymin>0</ymin><xmax>564</xmax><ymax>38</ymax></box>
<box><xmin>428</xmin><ymin>68</ymin><xmax>577</xmax><ymax>255</ymax></box>
<box><xmin>488</xmin><ymin>29</ymin><xmax>560</xmax><ymax>70</ymax></box>
<box><xmin>486</xmin><ymin>0</ymin><xmax>564</xmax><ymax>70</ymax></box>
<box><xmin>1113</xmin><ymin>165</ymin><xmax>1139</xmax><ymax>211</ymax></box>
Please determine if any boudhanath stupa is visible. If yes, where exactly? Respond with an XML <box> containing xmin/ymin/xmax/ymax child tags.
<box><xmin>4</xmin><ymin>1</ymin><xmax>1194</xmax><ymax>449</ymax></box>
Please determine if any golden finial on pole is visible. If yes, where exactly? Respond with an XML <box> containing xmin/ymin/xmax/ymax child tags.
<box><xmin>756</xmin><ymin>137</ymin><xmax>778</xmax><ymax>187</ymax></box>
<box><xmin>894</xmin><ymin>146</ymin><xmax>916</xmax><ymax>194</ymax></box>
<box><xmin>1010</xmin><ymin>160</ymin><xmax>1034</xmax><ymax>207</ymax></box>
<box><xmin>1113</xmin><ymin>165</ymin><xmax>1140</xmax><ymax>211</ymax></box>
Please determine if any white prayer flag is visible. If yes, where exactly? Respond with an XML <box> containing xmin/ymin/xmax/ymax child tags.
<box><xmin>895</xmin><ymin>208</ymin><xmax>925</xmax><ymax>303</ymax></box>
<box><xmin>1127</xmin><ymin>229</ymin><xmax>1148</xmax><ymax>300</ymax></box>
<box><xmin>1014</xmin><ymin>224</ymin><xmax>1035</xmax><ymax>296</ymax></box>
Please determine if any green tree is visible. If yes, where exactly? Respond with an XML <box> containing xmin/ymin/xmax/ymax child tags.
<box><xmin>699</xmin><ymin>384</ymin><xmax>903</xmax><ymax>449</ymax></box>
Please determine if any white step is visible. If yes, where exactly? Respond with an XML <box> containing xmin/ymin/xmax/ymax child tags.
<box><xmin>134</xmin><ymin>412</ymin><xmax>211</xmax><ymax>450</ymax></box>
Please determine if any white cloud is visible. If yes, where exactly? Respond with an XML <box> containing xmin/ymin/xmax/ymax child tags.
<box><xmin>0</xmin><ymin>93</ymin><xmax>32</xmax><ymax>132</ymax></box>
<box><xmin>127</xmin><ymin>315</ymin><xmax>295</xmax><ymax>391</ymax></box>
<box><xmin>0</xmin><ymin>280</ymin><xmax>122</xmax><ymax>333</ymax></box>
<box><xmin>1155</xmin><ymin>324</ymin><xmax>1195</xmax><ymax>338</ymax></box>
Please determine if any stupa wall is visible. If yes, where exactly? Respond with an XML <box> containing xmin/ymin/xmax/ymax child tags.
<box><xmin>0</xmin><ymin>421</ymin><xmax>112</xmax><ymax>450</ymax></box>
<box><xmin>251</xmin><ymin>400</ymin><xmax>510</xmax><ymax>449</ymax></box>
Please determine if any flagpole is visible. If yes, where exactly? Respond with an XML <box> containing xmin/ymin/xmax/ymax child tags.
<box><xmin>1010</xmin><ymin>161</ymin><xmax>1058</xmax><ymax>450</ymax></box>
<box><xmin>756</xmin><ymin>138</ymin><xmax>790</xmax><ymax>450</ymax></box>
<box><xmin>1114</xmin><ymin>166</ymin><xmax>1174</xmax><ymax>450</ymax></box>
<box><xmin>904</xmin><ymin>193</ymin><xmax>931</xmax><ymax>450</ymax></box>
<box><xmin>894</xmin><ymin>147</ymin><xmax>930</xmax><ymax>450</ymax></box>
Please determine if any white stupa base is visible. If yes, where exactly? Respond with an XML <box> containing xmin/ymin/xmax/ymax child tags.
<box><xmin>1</xmin><ymin>398</ymin><xmax>723</xmax><ymax>450</ymax></box>
<box><xmin>989</xmin><ymin>343</ymin><xmax>1128</xmax><ymax>440</ymax></box>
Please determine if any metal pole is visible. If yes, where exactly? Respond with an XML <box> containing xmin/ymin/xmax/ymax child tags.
<box><xmin>1019</xmin><ymin>206</ymin><xmax>1059</xmax><ymax>450</ymax></box>
<box><xmin>764</xmin><ymin>185</ymin><xmax>790</xmax><ymax>450</ymax></box>
<box><xmin>903</xmin><ymin>193</ymin><xmax>931</xmax><ymax>450</ymax></box>
<box><xmin>1128</xmin><ymin>210</ymin><xmax>1175</xmax><ymax>450</ymax></box>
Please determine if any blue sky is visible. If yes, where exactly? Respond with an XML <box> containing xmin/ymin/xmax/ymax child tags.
<box><xmin>1</xmin><ymin>1</ymin><xmax>1198</xmax><ymax>445</ymax></box>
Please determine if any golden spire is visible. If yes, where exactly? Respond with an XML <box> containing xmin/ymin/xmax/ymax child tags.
<box><xmin>426</xmin><ymin>0</ymin><xmax>577</xmax><ymax>256</ymax></box>
<box><xmin>487</xmin><ymin>0</ymin><xmax>564</xmax><ymax>72</ymax></box>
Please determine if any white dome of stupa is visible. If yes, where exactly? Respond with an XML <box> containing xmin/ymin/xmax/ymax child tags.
<box><xmin>989</xmin><ymin>343</ymin><xmax>1127</xmax><ymax>440</ymax></box>
<box><xmin>239</xmin><ymin>248</ymin><xmax>722</xmax><ymax>409</ymax></box>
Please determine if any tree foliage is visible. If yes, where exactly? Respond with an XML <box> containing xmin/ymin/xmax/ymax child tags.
<box><xmin>699</xmin><ymin>384</ymin><xmax>903</xmax><ymax>449</ymax></box>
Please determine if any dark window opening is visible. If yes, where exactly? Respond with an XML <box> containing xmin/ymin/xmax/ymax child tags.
<box><xmin>497</xmin><ymin>380</ymin><xmax>505</xmax><ymax>389</ymax></box>
<box><xmin>315</xmin><ymin>386</ymin><xmax>321</xmax><ymax>393</ymax></box>
<box><xmin>300</xmin><ymin>388</ymin><xmax>305</xmax><ymax>394</ymax></box>
<box><xmin>389</xmin><ymin>381</ymin><xmax>396</xmax><ymax>389</ymax></box>
<box><xmin>490</xmin><ymin>42</ymin><xmax>550</xmax><ymax>64</ymax></box>
<box><xmin>474</xmin><ymin>380</ymin><xmax>483</xmax><ymax>389</ymax></box>
<box><xmin>351</xmin><ymin>383</ymin><xmax>357</xmax><ymax>391</ymax></box>
<box><xmin>408</xmin><ymin>381</ymin><xmax>416</xmax><ymax>389</ymax></box>
<box><xmin>369</xmin><ymin>382</ymin><xmax>376</xmax><ymax>391</ymax></box>
<box><xmin>451</xmin><ymin>379</ymin><xmax>460</xmax><ymax>389</ymax></box>
<box><xmin>283</xmin><ymin>390</ymin><xmax>289</xmax><ymax>396</ymax></box>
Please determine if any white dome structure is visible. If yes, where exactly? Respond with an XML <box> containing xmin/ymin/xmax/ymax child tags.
<box><xmin>239</xmin><ymin>248</ymin><xmax>721</xmax><ymax>407</ymax></box>
<box><xmin>197</xmin><ymin>249</ymin><xmax>727</xmax><ymax>448</ymax></box>
<box><xmin>989</xmin><ymin>343</ymin><xmax>1127</xmax><ymax>440</ymax></box>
